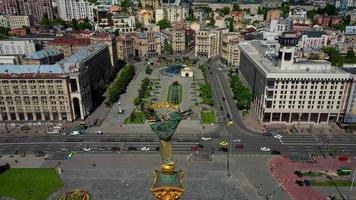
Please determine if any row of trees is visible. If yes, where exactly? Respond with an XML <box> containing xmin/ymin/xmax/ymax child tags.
<box><xmin>106</xmin><ymin>64</ymin><xmax>136</xmax><ymax>107</ymax></box>
<box><xmin>228</xmin><ymin>70</ymin><xmax>252</xmax><ymax>111</ymax></box>
<box><xmin>199</xmin><ymin>65</ymin><xmax>214</xmax><ymax>106</ymax></box>
<box><xmin>133</xmin><ymin>77</ymin><xmax>151</xmax><ymax>106</ymax></box>
<box><xmin>322</xmin><ymin>47</ymin><xmax>356</xmax><ymax>67</ymax></box>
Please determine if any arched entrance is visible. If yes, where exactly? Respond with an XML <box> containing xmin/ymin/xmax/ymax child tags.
<box><xmin>73</xmin><ymin>98</ymin><xmax>81</xmax><ymax>119</ymax></box>
<box><xmin>185</xmin><ymin>72</ymin><xmax>189</xmax><ymax>77</ymax></box>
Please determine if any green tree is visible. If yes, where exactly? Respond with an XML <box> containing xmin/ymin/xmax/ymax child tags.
<box><xmin>281</xmin><ymin>2</ymin><xmax>289</xmax><ymax>18</ymax></box>
<box><xmin>232</xmin><ymin>4</ymin><xmax>241</xmax><ymax>11</ymax></box>
<box><xmin>227</xmin><ymin>17</ymin><xmax>234</xmax><ymax>32</ymax></box>
<box><xmin>71</xmin><ymin>18</ymin><xmax>79</xmax><ymax>31</ymax></box>
<box><xmin>207</xmin><ymin>18</ymin><xmax>215</xmax><ymax>27</ymax></box>
<box><xmin>146</xmin><ymin>65</ymin><xmax>153</xmax><ymax>74</ymax></box>
<box><xmin>186</xmin><ymin>15</ymin><xmax>197</xmax><ymax>22</ymax></box>
<box><xmin>40</xmin><ymin>12</ymin><xmax>50</xmax><ymax>26</ymax></box>
<box><xmin>322</xmin><ymin>47</ymin><xmax>344</xmax><ymax>67</ymax></box>
<box><xmin>135</xmin><ymin>22</ymin><xmax>144</xmax><ymax>31</ymax></box>
<box><xmin>157</xmin><ymin>19</ymin><xmax>171</xmax><ymax>30</ymax></box>
<box><xmin>163</xmin><ymin>39</ymin><xmax>173</xmax><ymax>54</ymax></box>
<box><xmin>219</xmin><ymin>7</ymin><xmax>231</xmax><ymax>16</ymax></box>
<box><xmin>324</xmin><ymin>4</ymin><xmax>337</xmax><ymax>16</ymax></box>
<box><xmin>347</xmin><ymin>49</ymin><xmax>355</xmax><ymax>58</ymax></box>
<box><xmin>121</xmin><ymin>0</ymin><xmax>133</xmax><ymax>13</ymax></box>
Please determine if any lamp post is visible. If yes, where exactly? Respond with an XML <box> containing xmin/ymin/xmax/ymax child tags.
<box><xmin>347</xmin><ymin>168</ymin><xmax>356</xmax><ymax>200</ymax></box>
<box><xmin>220</xmin><ymin>140</ymin><xmax>231</xmax><ymax>177</ymax></box>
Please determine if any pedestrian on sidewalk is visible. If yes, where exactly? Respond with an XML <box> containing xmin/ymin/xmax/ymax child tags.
<box><xmin>93</xmin><ymin>163</ymin><xmax>96</xmax><ymax>167</ymax></box>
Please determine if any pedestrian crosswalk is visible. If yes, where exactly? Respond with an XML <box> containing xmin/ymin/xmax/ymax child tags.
<box><xmin>279</xmin><ymin>134</ymin><xmax>356</xmax><ymax>146</ymax></box>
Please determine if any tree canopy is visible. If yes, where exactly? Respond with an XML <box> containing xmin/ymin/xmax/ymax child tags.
<box><xmin>157</xmin><ymin>19</ymin><xmax>171</xmax><ymax>30</ymax></box>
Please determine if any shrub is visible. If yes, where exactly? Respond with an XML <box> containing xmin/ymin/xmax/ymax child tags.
<box><xmin>0</xmin><ymin>163</ymin><xmax>10</xmax><ymax>174</ymax></box>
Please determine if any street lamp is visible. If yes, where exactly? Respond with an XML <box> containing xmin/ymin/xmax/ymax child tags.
<box><xmin>220</xmin><ymin>139</ymin><xmax>231</xmax><ymax>177</ymax></box>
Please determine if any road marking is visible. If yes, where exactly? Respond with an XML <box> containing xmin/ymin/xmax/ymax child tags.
<box><xmin>281</xmin><ymin>143</ymin><xmax>356</xmax><ymax>146</ymax></box>
<box><xmin>215</xmin><ymin>74</ymin><xmax>232</xmax><ymax>120</ymax></box>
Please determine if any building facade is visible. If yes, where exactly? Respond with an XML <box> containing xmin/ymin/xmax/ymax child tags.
<box><xmin>194</xmin><ymin>28</ymin><xmax>223</xmax><ymax>58</ymax></box>
<box><xmin>163</xmin><ymin>6</ymin><xmax>189</xmax><ymax>24</ymax></box>
<box><xmin>58</xmin><ymin>0</ymin><xmax>94</xmax><ymax>21</ymax></box>
<box><xmin>0</xmin><ymin>40</ymin><xmax>38</xmax><ymax>55</ymax></box>
<box><xmin>116</xmin><ymin>34</ymin><xmax>134</xmax><ymax>62</ymax></box>
<box><xmin>221</xmin><ymin>32</ymin><xmax>240</xmax><ymax>67</ymax></box>
<box><xmin>262</xmin><ymin>0</ymin><xmax>282</xmax><ymax>8</ymax></box>
<box><xmin>45</xmin><ymin>37</ymin><xmax>91</xmax><ymax>57</ymax></box>
<box><xmin>238</xmin><ymin>33</ymin><xmax>350</xmax><ymax>125</ymax></box>
<box><xmin>0</xmin><ymin>44</ymin><xmax>112</xmax><ymax>122</ymax></box>
<box><xmin>23</xmin><ymin>48</ymin><xmax>63</xmax><ymax>65</ymax></box>
<box><xmin>300</xmin><ymin>30</ymin><xmax>328</xmax><ymax>49</ymax></box>
<box><xmin>171</xmin><ymin>23</ymin><xmax>186</xmax><ymax>53</ymax></box>
<box><xmin>132</xmin><ymin>28</ymin><xmax>161</xmax><ymax>59</ymax></box>
<box><xmin>8</xmin><ymin>15</ymin><xmax>32</xmax><ymax>29</ymax></box>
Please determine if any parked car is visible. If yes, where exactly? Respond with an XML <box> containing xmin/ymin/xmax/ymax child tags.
<box><xmin>60</xmin><ymin>147</ymin><xmax>69</xmax><ymax>151</ymax></box>
<box><xmin>96</xmin><ymin>130</ymin><xmax>103</xmax><ymax>134</ymax></box>
<box><xmin>271</xmin><ymin>150</ymin><xmax>281</xmax><ymax>155</ymax></box>
<box><xmin>222</xmin><ymin>97</ymin><xmax>225</xmax><ymax>101</ymax></box>
<box><xmin>260</xmin><ymin>147</ymin><xmax>270</xmax><ymax>151</ymax></box>
<box><xmin>235</xmin><ymin>144</ymin><xmax>244</xmax><ymax>149</ymax></box>
<box><xmin>111</xmin><ymin>147</ymin><xmax>120</xmax><ymax>152</ymax></box>
<box><xmin>155</xmin><ymin>146</ymin><xmax>160</xmax><ymax>151</ymax></box>
<box><xmin>294</xmin><ymin>171</ymin><xmax>303</xmax><ymax>177</ymax></box>
<box><xmin>202</xmin><ymin>137</ymin><xmax>211</xmax><ymax>141</ymax></box>
<box><xmin>274</xmin><ymin>134</ymin><xmax>283</xmax><ymax>139</ymax></box>
<box><xmin>232</xmin><ymin>138</ymin><xmax>241</xmax><ymax>143</ymax></box>
<box><xmin>295</xmin><ymin>180</ymin><xmax>304</xmax><ymax>187</ymax></box>
<box><xmin>70</xmin><ymin>131</ymin><xmax>81</xmax><ymax>136</ymax></box>
<box><xmin>140</xmin><ymin>147</ymin><xmax>150</xmax><ymax>151</ymax></box>
<box><xmin>128</xmin><ymin>147</ymin><xmax>137</xmax><ymax>151</ymax></box>
<box><xmin>97</xmin><ymin>147</ymin><xmax>107</xmax><ymax>151</ymax></box>
<box><xmin>263</xmin><ymin>132</ymin><xmax>271</xmax><ymax>136</ymax></box>
<box><xmin>191</xmin><ymin>146</ymin><xmax>198</xmax><ymax>152</ymax></box>
<box><xmin>83</xmin><ymin>147</ymin><xmax>91</xmax><ymax>152</ymax></box>
<box><xmin>219</xmin><ymin>141</ymin><xmax>228</xmax><ymax>146</ymax></box>
<box><xmin>21</xmin><ymin>126</ymin><xmax>30</xmax><ymax>131</ymax></box>
<box><xmin>197</xmin><ymin>144</ymin><xmax>204</xmax><ymax>148</ymax></box>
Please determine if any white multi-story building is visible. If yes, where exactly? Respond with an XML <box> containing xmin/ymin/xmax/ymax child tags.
<box><xmin>160</xmin><ymin>0</ymin><xmax>180</xmax><ymax>6</ymax></box>
<box><xmin>164</xmin><ymin>6</ymin><xmax>188</xmax><ymax>24</ymax></box>
<box><xmin>300</xmin><ymin>29</ymin><xmax>328</xmax><ymax>49</ymax></box>
<box><xmin>263</xmin><ymin>19</ymin><xmax>292</xmax><ymax>41</ymax></box>
<box><xmin>155</xmin><ymin>8</ymin><xmax>164</xmax><ymax>23</ymax></box>
<box><xmin>289</xmin><ymin>7</ymin><xmax>307</xmax><ymax>18</ymax></box>
<box><xmin>57</xmin><ymin>0</ymin><xmax>94</xmax><ymax>21</ymax></box>
<box><xmin>346</xmin><ymin>26</ymin><xmax>356</xmax><ymax>35</ymax></box>
<box><xmin>0</xmin><ymin>15</ymin><xmax>32</xmax><ymax>29</ymax></box>
<box><xmin>0</xmin><ymin>40</ymin><xmax>37</xmax><ymax>55</ymax></box>
<box><xmin>238</xmin><ymin>33</ymin><xmax>351</xmax><ymax>124</ymax></box>
<box><xmin>195</xmin><ymin>28</ymin><xmax>224</xmax><ymax>58</ymax></box>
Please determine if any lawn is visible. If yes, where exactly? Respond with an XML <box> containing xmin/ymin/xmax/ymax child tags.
<box><xmin>312</xmin><ymin>180</ymin><xmax>356</xmax><ymax>187</ymax></box>
<box><xmin>0</xmin><ymin>168</ymin><xmax>64</xmax><ymax>200</ymax></box>
<box><xmin>124</xmin><ymin>111</ymin><xmax>145</xmax><ymax>124</ymax></box>
<box><xmin>302</xmin><ymin>171</ymin><xmax>325</xmax><ymax>177</ymax></box>
<box><xmin>201</xmin><ymin>110</ymin><xmax>216</xmax><ymax>124</ymax></box>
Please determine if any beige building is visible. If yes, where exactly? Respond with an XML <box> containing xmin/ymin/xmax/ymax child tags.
<box><xmin>171</xmin><ymin>22</ymin><xmax>186</xmax><ymax>54</ymax></box>
<box><xmin>140</xmin><ymin>0</ymin><xmax>160</xmax><ymax>9</ymax></box>
<box><xmin>0</xmin><ymin>44</ymin><xmax>112</xmax><ymax>122</ymax></box>
<box><xmin>24</xmin><ymin>48</ymin><xmax>63</xmax><ymax>65</ymax></box>
<box><xmin>116</xmin><ymin>34</ymin><xmax>134</xmax><ymax>62</ymax></box>
<box><xmin>8</xmin><ymin>15</ymin><xmax>32</xmax><ymax>29</ymax></box>
<box><xmin>0</xmin><ymin>15</ymin><xmax>9</xmax><ymax>28</ymax></box>
<box><xmin>46</xmin><ymin>37</ymin><xmax>91</xmax><ymax>57</ymax></box>
<box><xmin>194</xmin><ymin>28</ymin><xmax>224</xmax><ymax>58</ymax></box>
<box><xmin>132</xmin><ymin>27</ymin><xmax>161</xmax><ymax>59</ymax></box>
<box><xmin>163</xmin><ymin>6</ymin><xmax>189</xmax><ymax>24</ymax></box>
<box><xmin>90</xmin><ymin>32</ymin><xmax>118</xmax><ymax>70</ymax></box>
<box><xmin>221</xmin><ymin>32</ymin><xmax>240</xmax><ymax>67</ymax></box>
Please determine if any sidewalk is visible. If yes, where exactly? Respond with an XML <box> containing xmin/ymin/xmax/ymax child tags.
<box><xmin>269</xmin><ymin>156</ymin><xmax>356</xmax><ymax>200</ymax></box>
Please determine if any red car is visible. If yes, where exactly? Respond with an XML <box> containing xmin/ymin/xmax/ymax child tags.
<box><xmin>191</xmin><ymin>146</ymin><xmax>198</xmax><ymax>152</ymax></box>
<box><xmin>235</xmin><ymin>144</ymin><xmax>244</xmax><ymax>149</ymax></box>
<box><xmin>111</xmin><ymin>147</ymin><xmax>120</xmax><ymax>152</ymax></box>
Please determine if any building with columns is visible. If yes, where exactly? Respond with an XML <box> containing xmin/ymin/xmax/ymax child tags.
<box><xmin>0</xmin><ymin>44</ymin><xmax>112</xmax><ymax>122</ymax></box>
<box><xmin>238</xmin><ymin>33</ymin><xmax>351</xmax><ymax>125</ymax></box>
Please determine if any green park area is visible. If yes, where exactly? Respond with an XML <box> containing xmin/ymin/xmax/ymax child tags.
<box><xmin>124</xmin><ymin>110</ymin><xmax>145</xmax><ymax>124</ymax></box>
<box><xmin>0</xmin><ymin>168</ymin><xmax>63</xmax><ymax>200</ymax></box>
<box><xmin>167</xmin><ymin>81</ymin><xmax>182</xmax><ymax>104</ymax></box>
<box><xmin>311</xmin><ymin>180</ymin><xmax>356</xmax><ymax>187</ymax></box>
<box><xmin>201</xmin><ymin>110</ymin><xmax>216</xmax><ymax>124</ymax></box>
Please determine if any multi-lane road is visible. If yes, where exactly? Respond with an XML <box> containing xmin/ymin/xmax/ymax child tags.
<box><xmin>0</xmin><ymin>58</ymin><xmax>356</xmax><ymax>158</ymax></box>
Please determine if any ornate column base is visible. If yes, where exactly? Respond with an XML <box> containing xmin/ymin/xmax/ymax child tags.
<box><xmin>151</xmin><ymin>163</ymin><xmax>185</xmax><ymax>200</ymax></box>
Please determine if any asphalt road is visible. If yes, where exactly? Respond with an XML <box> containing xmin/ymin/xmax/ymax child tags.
<box><xmin>0</xmin><ymin>58</ymin><xmax>356</xmax><ymax>157</ymax></box>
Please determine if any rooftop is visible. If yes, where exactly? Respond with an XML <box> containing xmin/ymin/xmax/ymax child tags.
<box><xmin>25</xmin><ymin>48</ymin><xmax>62</xmax><ymax>60</ymax></box>
<box><xmin>302</xmin><ymin>29</ymin><xmax>326</xmax><ymax>37</ymax></box>
<box><xmin>239</xmin><ymin>40</ymin><xmax>348</xmax><ymax>76</ymax></box>
<box><xmin>0</xmin><ymin>43</ymin><xmax>107</xmax><ymax>78</ymax></box>
<box><xmin>48</xmin><ymin>37</ymin><xmax>91</xmax><ymax>45</ymax></box>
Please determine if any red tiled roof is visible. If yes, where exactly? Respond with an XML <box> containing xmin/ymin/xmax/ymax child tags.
<box><xmin>231</xmin><ymin>11</ymin><xmax>244</xmax><ymax>17</ymax></box>
<box><xmin>48</xmin><ymin>37</ymin><xmax>91</xmax><ymax>45</ymax></box>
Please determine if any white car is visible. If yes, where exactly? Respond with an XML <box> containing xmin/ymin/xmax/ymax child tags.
<box><xmin>96</xmin><ymin>130</ymin><xmax>103</xmax><ymax>134</ymax></box>
<box><xmin>232</xmin><ymin>138</ymin><xmax>241</xmax><ymax>143</ymax></box>
<box><xmin>260</xmin><ymin>147</ymin><xmax>271</xmax><ymax>152</ymax></box>
<box><xmin>60</xmin><ymin>147</ymin><xmax>69</xmax><ymax>151</ymax></box>
<box><xmin>140</xmin><ymin>146</ymin><xmax>150</xmax><ymax>151</ymax></box>
<box><xmin>202</xmin><ymin>137</ymin><xmax>212</xmax><ymax>141</ymax></box>
<box><xmin>70</xmin><ymin>131</ymin><xmax>81</xmax><ymax>136</ymax></box>
<box><xmin>83</xmin><ymin>147</ymin><xmax>91</xmax><ymax>152</ymax></box>
<box><xmin>274</xmin><ymin>134</ymin><xmax>282</xmax><ymax>139</ymax></box>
